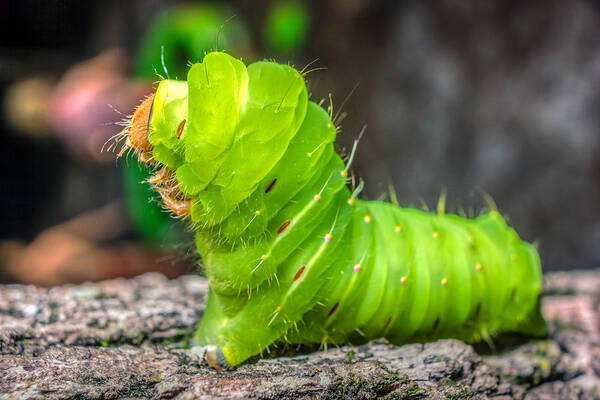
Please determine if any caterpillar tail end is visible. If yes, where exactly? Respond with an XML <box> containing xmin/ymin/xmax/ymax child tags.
<box><xmin>516</xmin><ymin>297</ymin><xmax>548</xmax><ymax>338</ymax></box>
<box><xmin>516</xmin><ymin>243</ymin><xmax>548</xmax><ymax>339</ymax></box>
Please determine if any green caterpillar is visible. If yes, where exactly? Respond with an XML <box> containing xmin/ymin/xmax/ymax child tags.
<box><xmin>124</xmin><ymin>51</ymin><xmax>546</xmax><ymax>367</ymax></box>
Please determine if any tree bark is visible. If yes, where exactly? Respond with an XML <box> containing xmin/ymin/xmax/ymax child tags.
<box><xmin>1</xmin><ymin>270</ymin><xmax>599</xmax><ymax>399</ymax></box>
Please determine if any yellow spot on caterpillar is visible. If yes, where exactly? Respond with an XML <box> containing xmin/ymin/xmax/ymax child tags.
<box><xmin>324</xmin><ymin>233</ymin><xmax>333</xmax><ymax>242</ymax></box>
<box><xmin>400</xmin><ymin>276</ymin><xmax>407</xmax><ymax>285</ymax></box>
<box><xmin>364</xmin><ymin>215</ymin><xmax>372</xmax><ymax>223</ymax></box>
<box><xmin>341</xmin><ymin>170</ymin><xmax>348</xmax><ymax>178</ymax></box>
<box><xmin>307</xmin><ymin>152</ymin><xmax>313</xmax><ymax>158</ymax></box>
<box><xmin>395</xmin><ymin>225</ymin><xmax>403</xmax><ymax>233</ymax></box>
<box><xmin>327</xmin><ymin>123</ymin><xmax>333</xmax><ymax>128</ymax></box>
<box><xmin>231</xmin><ymin>171</ymin><xmax>236</xmax><ymax>175</ymax></box>
<box><xmin>314</xmin><ymin>194</ymin><xmax>322</xmax><ymax>201</ymax></box>
<box><xmin>261</xmin><ymin>254</ymin><xmax>268</xmax><ymax>261</ymax></box>
<box><xmin>433</xmin><ymin>231</ymin><xmax>440</xmax><ymax>238</ymax></box>
<box><xmin>255</xmin><ymin>210</ymin><xmax>261</xmax><ymax>215</ymax></box>
<box><xmin>441</xmin><ymin>278</ymin><xmax>448</xmax><ymax>286</ymax></box>
<box><xmin>268</xmin><ymin>305</ymin><xmax>282</xmax><ymax>326</ymax></box>
<box><xmin>475</xmin><ymin>263</ymin><xmax>482</xmax><ymax>272</ymax></box>
<box><xmin>353</xmin><ymin>264</ymin><xmax>362</xmax><ymax>273</ymax></box>
<box><xmin>274</xmin><ymin>109</ymin><xmax>280</xmax><ymax>114</ymax></box>
<box><xmin>347</xmin><ymin>198</ymin><xmax>355</xmax><ymax>206</ymax></box>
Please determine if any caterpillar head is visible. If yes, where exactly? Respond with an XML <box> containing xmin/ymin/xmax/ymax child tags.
<box><xmin>126</xmin><ymin>78</ymin><xmax>191</xmax><ymax>217</ymax></box>
<box><xmin>124</xmin><ymin>52</ymin><xmax>320</xmax><ymax>235</ymax></box>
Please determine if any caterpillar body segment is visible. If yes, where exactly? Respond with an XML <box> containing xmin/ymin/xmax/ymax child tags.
<box><xmin>127</xmin><ymin>51</ymin><xmax>545</xmax><ymax>367</ymax></box>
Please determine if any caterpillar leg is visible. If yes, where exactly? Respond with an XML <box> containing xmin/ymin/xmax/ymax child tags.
<box><xmin>195</xmin><ymin>295</ymin><xmax>289</xmax><ymax>366</ymax></box>
<box><xmin>204</xmin><ymin>346</ymin><xmax>231</xmax><ymax>371</ymax></box>
<box><xmin>195</xmin><ymin>284</ymin><xmax>291</xmax><ymax>367</ymax></box>
<box><xmin>195</xmin><ymin>290</ymin><xmax>232</xmax><ymax>370</ymax></box>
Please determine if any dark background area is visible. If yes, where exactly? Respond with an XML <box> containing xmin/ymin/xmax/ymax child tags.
<box><xmin>0</xmin><ymin>0</ymin><xmax>598</xmax><ymax>284</ymax></box>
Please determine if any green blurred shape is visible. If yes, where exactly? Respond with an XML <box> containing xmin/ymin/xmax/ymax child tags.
<box><xmin>124</xmin><ymin>3</ymin><xmax>251</xmax><ymax>245</ymax></box>
<box><xmin>123</xmin><ymin>160</ymin><xmax>185</xmax><ymax>245</ymax></box>
<box><xmin>264</xmin><ymin>1</ymin><xmax>310</xmax><ymax>54</ymax></box>
<box><xmin>136</xmin><ymin>3</ymin><xmax>251</xmax><ymax>79</ymax></box>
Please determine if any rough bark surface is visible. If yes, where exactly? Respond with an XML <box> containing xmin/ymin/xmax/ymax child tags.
<box><xmin>1</xmin><ymin>270</ymin><xmax>599</xmax><ymax>399</ymax></box>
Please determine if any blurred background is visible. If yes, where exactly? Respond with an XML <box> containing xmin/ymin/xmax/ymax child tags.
<box><xmin>0</xmin><ymin>0</ymin><xmax>598</xmax><ymax>285</ymax></box>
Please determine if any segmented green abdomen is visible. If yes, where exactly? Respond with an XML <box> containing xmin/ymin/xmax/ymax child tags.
<box><xmin>295</xmin><ymin>202</ymin><xmax>543</xmax><ymax>348</ymax></box>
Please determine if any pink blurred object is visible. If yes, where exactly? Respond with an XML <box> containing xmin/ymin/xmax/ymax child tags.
<box><xmin>0</xmin><ymin>203</ymin><xmax>189</xmax><ymax>286</ymax></box>
<box><xmin>49</xmin><ymin>49</ymin><xmax>153</xmax><ymax>163</ymax></box>
<box><xmin>543</xmin><ymin>295</ymin><xmax>600</xmax><ymax>338</ymax></box>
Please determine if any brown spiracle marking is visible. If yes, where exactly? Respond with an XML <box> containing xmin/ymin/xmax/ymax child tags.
<box><xmin>277</xmin><ymin>220</ymin><xmax>291</xmax><ymax>234</ymax></box>
<box><xmin>177</xmin><ymin>119</ymin><xmax>186</xmax><ymax>139</ymax></box>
